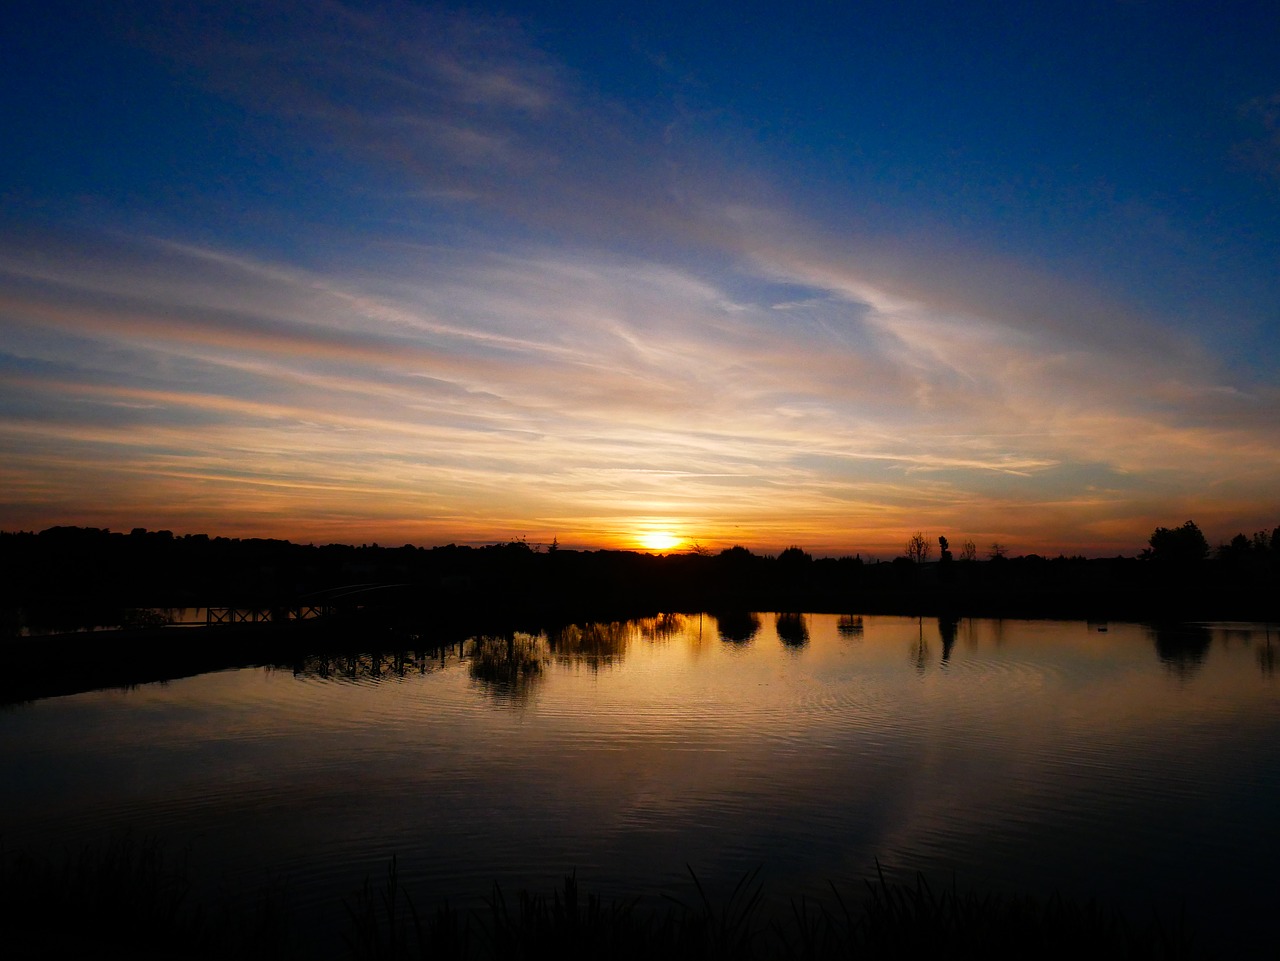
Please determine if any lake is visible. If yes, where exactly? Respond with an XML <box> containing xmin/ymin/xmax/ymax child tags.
<box><xmin>2</xmin><ymin>613</ymin><xmax>1278</xmax><ymax>955</ymax></box>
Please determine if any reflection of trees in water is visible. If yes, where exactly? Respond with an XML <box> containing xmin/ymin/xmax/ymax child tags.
<box><xmin>1261</xmin><ymin>626</ymin><xmax>1276</xmax><ymax>676</ymax></box>
<box><xmin>713</xmin><ymin>611</ymin><xmax>760</xmax><ymax>645</ymax></box>
<box><xmin>468</xmin><ymin>633</ymin><xmax>545</xmax><ymax>698</ymax></box>
<box><xmin>637</xmin><ymin>613</ymin><xmax>685</xmax><ymax>643</ymax></box>
<box><xmin>549</xmin><ymin>622</ymin><xmax>630</xmax><ymax>667</ymax></box>
<box><xmin>837</xmin><ymin>615</ymin><xmax>863</xmax><ymax>638</ymax></box>
<box><xmin>776</xmin><ymin>612</ymin><xmax>809</xmax><ymax>649</ymax></box>
<box><xmin>1151</xmin><ymin>624</ymin><xmax>1212</xmax><ymax>676</ymax></box>
<box><xmin>938</xmin><ymin>615</ymin><xmax>959</xmax><ymax>663</ymax></box>
<box><xmin>912</xmin><ymin>617</ymin><xmax>928</xmax><ymax>675</ymax></box>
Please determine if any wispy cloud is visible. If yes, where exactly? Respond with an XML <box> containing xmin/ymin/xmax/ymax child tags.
<box><xmin>4</xmin><ymin>216</ymin><xmax>1277</xmax><ymax>553</ymax></box>
<box><xmin>2</xmin><ymin>3</ymin><xmax>1277</xmax><ymax>553</ymax></box>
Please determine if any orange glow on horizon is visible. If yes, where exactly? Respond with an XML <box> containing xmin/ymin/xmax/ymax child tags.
<box><xmin>637</xmin><ymin>531</ymin><xmax>682</xmax><ymax>552</ymax></box>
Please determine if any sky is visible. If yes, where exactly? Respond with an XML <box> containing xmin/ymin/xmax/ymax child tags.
<box><xmin>2</xmin><ymin>1</ymin><xmax>1278</xmax><ymax>557</ymax></box>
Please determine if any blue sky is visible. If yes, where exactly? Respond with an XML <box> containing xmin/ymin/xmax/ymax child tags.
<box><xmin>2</xmin><ymin>1</ymin><xmax>1278</xmax><ymax>555</ymax></box>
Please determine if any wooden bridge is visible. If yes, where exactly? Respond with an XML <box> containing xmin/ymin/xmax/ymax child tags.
<box><xmin>204</xmin><ymin>583</ymin><xmax>410</xmax><ymax>626</ymax></box>
<box><xmin>205</xmin><ymin>604</ymin><xmax>330</xmax><ymax>626</ymax></box>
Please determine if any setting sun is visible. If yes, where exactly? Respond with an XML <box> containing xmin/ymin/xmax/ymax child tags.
<box><xmin>638</xmin><ymin>531</ymin><xmax>682</xmax><ymax>552</ymax></box>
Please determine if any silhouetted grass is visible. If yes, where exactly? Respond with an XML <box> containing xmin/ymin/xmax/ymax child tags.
<box><xmin>1</xmin><ymin>836</ymin><xmax>1211</xmax><ymax>960</ymax></box>
<box><xmin>832</xmin><ymin>862</ymin><xmax>1204</xmax><ymax>960</ymax></box>
<box><xmin>0</xmin><ymin>833</ymin><xmax>299</xmax><ymax>959</ymax></box>
<box><xmin>339</xmin><ymin>858</ymin><xmax>1209</xmax><ymax>961</ymax></box>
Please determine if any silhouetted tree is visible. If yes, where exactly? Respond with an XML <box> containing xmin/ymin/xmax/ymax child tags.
<box><xmin>905</xmin><ymin>532</ymin><xmax>931</xmax><ymax>564</ymax></box>
<box><xmin>937</xmin><ymin>536</ymin><xmax>954</xmax><ymax>582</ymax></box>
<box><xmin>1146</xmin><ymin>520</ymin><xmax>1209</xmax><ymax>565</ymax></box>
<box><xmin>1217</xmin><ymin>533</ymin><xmax>1253</xmax><ymax>568</ymax></box>
<box><xmin>777</xmin><ymin>545</ymin><xmax>812</xmax><ymax>566</ymax></box>
<box><xmin>987</xmin><ymin>542</ymin><xmax>1007</xmax><ymax>560</ymax></box>
<box><xmin>960</xmin><ymin>539</ymin><xmax>977</xmax><ymax>562</ymax></box>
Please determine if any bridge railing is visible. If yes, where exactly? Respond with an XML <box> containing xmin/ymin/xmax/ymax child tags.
<box><xmin>206</xmin><ymin>604</ymin><xmax>332</xmax><ymax>626</ymax></box>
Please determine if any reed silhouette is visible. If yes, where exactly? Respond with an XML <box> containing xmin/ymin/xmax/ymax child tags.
<box><xmin>337</xmin><ymin>856</ymin><xmax>1208</xmax><ymax>961</ymax></box>
<box><xmin>468</xmin><ymin>633</ymin><xmax>546</xmax><ymax>700</ymax></box>
<box><xmin>549</xmin><ymin>621</ymin><xmax>630</xmax><ymax>667</ymax></box>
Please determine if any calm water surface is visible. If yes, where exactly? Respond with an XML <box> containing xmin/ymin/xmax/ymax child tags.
<box><xmin>3</xmin><ymin>614</ymin><xmax>1279</xmax><ymax>952</ymax></box>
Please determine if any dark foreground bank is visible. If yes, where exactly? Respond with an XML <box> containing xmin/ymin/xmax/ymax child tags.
<box><xmin>0</xmin><ymin>836</ymin><xmax>1211</xmax><ymax>961</ymax></box>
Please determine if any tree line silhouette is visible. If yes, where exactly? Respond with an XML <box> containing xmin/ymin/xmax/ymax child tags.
<box><xmin>1</xmin><ymin>519</ymin><xmax>1277</xmax><ymax>639</ymax></box>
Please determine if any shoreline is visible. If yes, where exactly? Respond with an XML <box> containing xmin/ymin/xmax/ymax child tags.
<box><xmin>2</xmin><ymin>610</ymin><xmax>1272</xmax><ymax>706</ymax></box>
